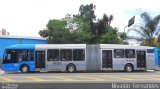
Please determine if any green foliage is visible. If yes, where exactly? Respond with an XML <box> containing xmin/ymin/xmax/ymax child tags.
<box><xmin>78</xmin><ymin>4</ymin><xmax>115</xmax><ymax>43</ymax></box>
<box><xmin>100</xmin><ymin>27</ymin><xmax>124</xmax><ymax>44</ymax></box>
<box><xmin>93</xmin><ymin>14</ymin><xmax>114</xmax><ymax>40</ymax></box>
<box><xmin>39</xmin><ymin>3</ymin><xmax>126</xmax><ymax>44</ymax></box>
<box><xmin>79</xmin><ymin>3</ymin><xmax>96</xmax><ymax>21</ymax></box>
<box><xmin>47</xmin><ymin>19</ymin><xmax>67</xmax><ymax>31</ymax></box>
<box><xmin>39</xmin><ymin>16</ymin><xmax>92</xmax><ymax>44</ymax></box>
<box><xmin>39</xmin><ymin>29</ymin><xmax>50</xmax><ymax>38</ymax></box>
<box><xmin>65</xmin><ymin>14</ymin><xmax>92</xmax><ymax>43</ymax></box>
<box><xmin>39</xmin><ymin>19</ymin><xmax>69</xmax><ymax>43</ymax></box>
<box><xmin>119</xmin><ymin>32</ymin><xmax>127</xmax><ymax>40</ymax></box>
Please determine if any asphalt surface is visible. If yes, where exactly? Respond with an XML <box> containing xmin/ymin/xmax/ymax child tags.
<box><xmin>1</xmin><ymin>70</ymin><xmax>160</xmax><ymax>83</ymax></box>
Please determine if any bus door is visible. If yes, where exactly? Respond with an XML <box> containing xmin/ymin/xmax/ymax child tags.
<box><xmin>102</xmin><ymin>50</ymin><xmax>112</xmax><ymax>69</ymax></box>
<box><xmin>35</xmin><ymin>51</ymin><xmax>45</xmax><ymax>69</ymax></box>
<box><xmin>136</xmin><ymin>51</ymin><xmax>146</xmax><ymax>69</ymax></box>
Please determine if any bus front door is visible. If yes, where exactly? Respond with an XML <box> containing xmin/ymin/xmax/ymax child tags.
<box><xmin>102</xmin><ymin>50</ymin><xmax>112</xmax><ymax>69</ymax></box>
<box><xmin>36</xmin><ymin>51</ymin><xmax>45</xmax><ymax>70</ymax></box>
<box><xmin>136</xmin><ymin>51</ymin><xmax>146</xmax><ymax>69</ymax></box>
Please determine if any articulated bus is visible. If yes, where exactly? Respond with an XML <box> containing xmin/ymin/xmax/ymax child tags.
<box><xmin>1</xmin><ymin>44</ymin><xmax>159</xmax><ymax>73</ymax></box>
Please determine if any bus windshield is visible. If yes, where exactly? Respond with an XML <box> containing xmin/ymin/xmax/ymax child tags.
<box><xmin>3</xmin><ymin>50</ymin><xmax>18</xmax><ymax>64</ymax></box>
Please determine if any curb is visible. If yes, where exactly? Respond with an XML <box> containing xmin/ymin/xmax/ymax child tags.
<box><xmin>147</xmin><ymin>70</ymin><xmax>155</xmax><ymax>72</ymax></box>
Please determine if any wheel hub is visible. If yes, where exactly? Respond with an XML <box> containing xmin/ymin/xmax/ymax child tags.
<box><xmin>127</xmin><ymin>66</ymin><xmax>132</xmax><ymax>72</ymax></box>
<box><xmin>22</xmin><ymin>67</ymin><xmax>28</xmax><ymax>72</ymax></box>
<box><xmin>69</xmin><ymin>66</ymin><xmax>74</xmax><ymax>72</ymax></box>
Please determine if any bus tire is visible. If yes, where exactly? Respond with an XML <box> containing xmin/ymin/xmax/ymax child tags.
<box><xmin>125</xmin><ymin>64</ymin><xmax>134</xmax><ymax>72</ymax></box>
<box><xmin>66</xmin><ymin>64</ymin><xmax>76</xmax><ymax>73</ymax></box>
<box><xmin>21</xmin><ymin>65</ymin><xmax>30</xmax><ymax>73</ymax></box>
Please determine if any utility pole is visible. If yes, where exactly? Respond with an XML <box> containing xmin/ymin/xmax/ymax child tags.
<box><xmin>124</xmin><ymin>25</ymin><xmax>128</xmax><ymax>32</ymax></box>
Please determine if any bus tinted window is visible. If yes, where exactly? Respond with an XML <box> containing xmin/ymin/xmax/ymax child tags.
<box><xmin>30</xmin><ymin>50</ymin><xmax>34</xmax><ymax>61</ymax></box>
<box><xmin>125</xmin><ymin>49</ymin><xmax>135</xmax><ymax>58</ymax></box>
<box><xmin>60</xmin><ymin>49</ymin><xmax>72</xmax><ymax>61</ymax></box>
<box><xmin>47</xmin><ymin>49</ymin><xmax>59</xmax><ymax>61</ymax></box>
<box><xmin>114</xmin><ymin>49</ymin><xmax>124</xmax><ymax>58</ymax></box>
<box><xmin>73</xmin><ymin>49</ymin><xmax>85</xmax><ymax>61</ymax></box>
<box><xmin>3</xmin><ymin>50</ymin><xmax>34</xmax><ymax>63</ymax></box>
<box><xmin>147</xmin><ymin>49</ymin><xmax>154</xmax><ymax>53</ymax></box>
<box><xmin>3</xmin><ymin>50</ymin><xmax>18</xmax><ymax>63</ymax></box>
<box><xmin>18</xmin><ymin>50</ymin><xmax>29</xmax><ymax>61</ymax></box>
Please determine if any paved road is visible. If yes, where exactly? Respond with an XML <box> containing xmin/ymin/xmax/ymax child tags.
<box><xmin>1</xmin><ymin>70</ymin><xmax>160</xmax><ymax>83</ymax></box>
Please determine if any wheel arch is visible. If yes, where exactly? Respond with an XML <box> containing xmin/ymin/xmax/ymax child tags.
<box><xmin>20</xmin><ymin>64</ymin><xmax>30</xmax><ymax>71</ymax></box>
<box><xmin>66</xmin><ymin>63</ymin><xmax>76</xmax><ymax>71</ymax></box>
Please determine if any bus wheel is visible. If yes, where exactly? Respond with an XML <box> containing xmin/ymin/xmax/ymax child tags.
<box><xmin>67</xmin><ymin>64</ymin><xmax>76</xmax><ymax>73</ymax></box>
<box><xmin>125</xmin><ymin>64</ymin><xmax>134</xmax><ymax>72</ymax></box>
<box><xmin>21</xmin><ymin>65</ymin><xmax>30</xmax><ymax>73</ymax></box>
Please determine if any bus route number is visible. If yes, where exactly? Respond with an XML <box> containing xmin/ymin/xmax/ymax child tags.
<box><xmin>126</xmin><ymin>60</ymin><xmax>134</xmax><ymax>62</ymax></box>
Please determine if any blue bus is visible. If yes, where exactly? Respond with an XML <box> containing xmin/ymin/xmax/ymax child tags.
<box><xmin>1</xmin><ymin>44</ymin><xmax>159</xmax><ymax>73</ymax></box>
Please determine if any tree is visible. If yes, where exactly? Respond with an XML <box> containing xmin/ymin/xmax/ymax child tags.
<box><xmin>39</xmin><ymin>16</ymin><xmax>91</xmax><ymax>44</ymax></box>
<box><xmin>96</xmin><ymin>14</ymin><xmax>114</xmax><ymax>38</ymax></box>
<box><xmin>39</xmin><ymin>19</ymin><xmax>69</xmax><ymax>43</ymax></box>
<box><xmin>129</xmin><ymin>12</ymin><xmax>160</xmax><ymax>46</ymax></box>
<box><xmin>79</xmin><ymin>3</ymin><xmax>96</xmax><ymax>22</ymax></box>
<box><xmin>65</xmin><ymin>14</ymin><xmax>92</xmax><ymax>43</ymax></box>
<box><xmin>100</xmin><ymin>27</ymin><xmax>124</xmax><ymax>44</ymax></box>
<box><xmin>39</xmin><ymin>29</ymin><xmax>50</xmax><ymax>38</ymax></box>
<box><xmin>68</xmin><ymin>4</ymin><xmax>116</xmax><ymax>44</ymax></box>
<box><xmin>39</xmin><ymin>3</ymin><xmax>126</xmax><ymax>44</ymax></box>
<box><xmin>119</xmin><ymin>32</ymin><xmax>127</xmax><ymax>40</ymax></box>
<box><xmin>78</xmin><ymin>3</ymin><xmax>96</xmax><ymax>43</ymax></box>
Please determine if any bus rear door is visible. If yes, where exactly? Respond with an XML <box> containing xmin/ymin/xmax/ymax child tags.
<box><xmin>136</xmin><ymin>50</ymin><xmax>146</xmax><ymax>69</ymax></box>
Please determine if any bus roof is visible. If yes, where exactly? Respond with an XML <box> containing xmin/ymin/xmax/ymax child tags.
<box><xmin>6</xmin><ymin>44</ymin><xmax>155</xmax><ymax>50</ymax></box>
<box><xmin>36</xmin><ymin>44</ymin><xmax>86</xmax><ymax>49</ymax></box>
<box><xmin>100</xmin><ymin>44</ymin><xmax>154</xmax><ymax>49</ymax></box>
<box><xmin>6</xmin><ymin>44</ymin><xmax>35</xmax><ymax>50</ymax></box>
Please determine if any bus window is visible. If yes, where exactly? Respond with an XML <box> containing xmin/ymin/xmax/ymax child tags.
<box><xmin>73</xmin><ymin>49</ymin><xmax>85</xmax><ymax>61</ymax></box>
<box><xmin>18</xmin><ymin>50</ymin><xmax>29</xmax><ymax>61</ymax></box>
<box><xmin>60</xmin><ymin>49</ymin><xmax>72</xmax><ymax>61</ymax></box>
<box><xmin>47</xmin><ymin>49</ymin><xmax>59</xmax><ymax>61</ymax></box>
<box><xmin>125</xmin><ymin>49</ymin><xmax>135</xmax><ymax>58</ymax></box>
<box><xmin>114</xmin><ymin>49</ymin><xmax>124</xmax><ymax>58</ymax></box>
<box><xmin>30</xmin><ymin>50</ymin><xmax>34</xmax><ymax>61</ymax></box>
<box><xmin>3</xmin><ymin>50</ymin><xmax>18</xmax><ymax>63</ymax></box>
<box><xmin>147</xmin><ymin>49</ymin><xmax>154</xmax><ymax>53</ymax></box>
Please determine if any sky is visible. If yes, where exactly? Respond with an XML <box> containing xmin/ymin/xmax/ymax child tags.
<box><xmin>0</xmin><ymin>0</ymin><xmax>160</xmax><ymax>37</ymax></box>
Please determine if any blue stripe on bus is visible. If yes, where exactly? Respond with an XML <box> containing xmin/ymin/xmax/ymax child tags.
<box><xmin>154</xmin><ymin>47</ymin><xmax>159</xmax><ymax>65</ymax></box>
<box><xmin>113</xmin><ymin>64</ymin><xmax>123</xmax><ymax>66</ymax></box>
<box><xmin>47</xmin><ymin>64</ymin><xmax>86</xmax><ymax>66</ymax></box>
